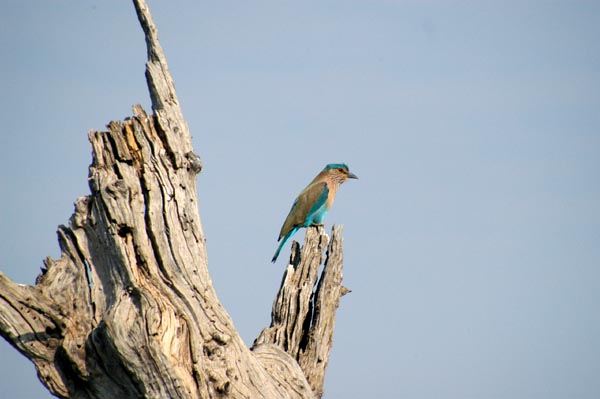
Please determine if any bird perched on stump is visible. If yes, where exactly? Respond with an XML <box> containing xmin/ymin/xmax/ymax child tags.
<box><xmin>272</xmin><ymin>163</ymin><xmax>358</xmax><ymax>263</ymax></box>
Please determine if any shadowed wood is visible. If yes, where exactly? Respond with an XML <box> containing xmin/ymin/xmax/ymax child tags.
<box><xmin>0</xmin><ymin>1</ymin><xmax>349</xmax><ymax>398</ymax></box>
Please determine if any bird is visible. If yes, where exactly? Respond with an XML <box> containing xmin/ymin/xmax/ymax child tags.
<box><xmin>272</xmin><ymin>163</ymin><xmax>358</xmax><ymax>263</ymax></box>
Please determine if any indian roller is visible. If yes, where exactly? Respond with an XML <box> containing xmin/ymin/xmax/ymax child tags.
<box><xmin>272</xmin><ymin>163</ymin><xmax>358</xmax><ymax>263</ymax></box>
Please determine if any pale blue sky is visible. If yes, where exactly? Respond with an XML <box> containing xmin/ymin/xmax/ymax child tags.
<box><xmin>1</xmin><ymin>1</ymin><xmax>599</xmax><ymax>398</ymax></box>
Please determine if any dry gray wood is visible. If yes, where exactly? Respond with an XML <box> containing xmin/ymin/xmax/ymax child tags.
<box><xmin>0</xmin><ymin>1</ymin><xmax>348</xmax><ymax>398</ymax></box>
<box><xmin>254</xmin><ymin>226</ymin><xmax>349</xmax><ymax>398</ymax></box>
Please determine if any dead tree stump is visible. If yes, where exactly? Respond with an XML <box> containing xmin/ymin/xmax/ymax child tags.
<box><xmin>0</xmin><ymin>1</ymin><xmax>349</xmax><ymax>398</ymax></box>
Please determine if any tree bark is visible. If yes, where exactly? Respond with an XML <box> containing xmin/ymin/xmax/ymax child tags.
<box><xmin>0</xmin><ymin>1</ymin><xmax>348</xmax><ymax>398</ymax></box>
<box><xmin>254</xmin><ymin>225</ymin><xmax>350</xmax><ymax>398</ymax></box>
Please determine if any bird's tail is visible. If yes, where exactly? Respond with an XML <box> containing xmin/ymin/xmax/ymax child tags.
<box><xmin>271</xmin><ymin>227</ymin><xmax>299</xmax><ymax>263</ymax></box>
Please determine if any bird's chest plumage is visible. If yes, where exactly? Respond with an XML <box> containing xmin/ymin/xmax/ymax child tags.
<box><xmin>326</xmin><ymin>183</ymin><xmax>339</xmax><ymax>210</ymax></box>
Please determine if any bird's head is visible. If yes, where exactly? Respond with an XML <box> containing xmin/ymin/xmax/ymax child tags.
<box><xmin>322</xmin><ymin>163</ymin><xmax>358</xmax><ymax>182</ymax></box>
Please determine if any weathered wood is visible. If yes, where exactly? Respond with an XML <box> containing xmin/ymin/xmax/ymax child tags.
<box><xmin>254</xmin><ymin>226</ymin><xmax>348</xmax><ymax>398</ymax></box>
<box><xmin>133</xmin><ymin>0</ymin><xmax>195</xmax><ymax>169</ymax></box>
<box><xmin>0</xmin><ymin>1</ymin><xmax>348</xmax><ymax>398</ymax></box>
<box><xmin>298</xmin><ymin>225</ymin><xmax>349</xmax><ymax>397</ymax></box>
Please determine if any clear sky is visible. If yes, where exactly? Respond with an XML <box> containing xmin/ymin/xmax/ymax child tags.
<box><xmin>1</xmin><ymin>1</ymin><xmax>599</xmax><ymax>398</ymax></box>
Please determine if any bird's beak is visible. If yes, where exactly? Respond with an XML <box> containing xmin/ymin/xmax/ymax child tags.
<box><xmin>347</xmin><ymin>172</ymin><xmax>358</xmax><ymax>179</ymax></box>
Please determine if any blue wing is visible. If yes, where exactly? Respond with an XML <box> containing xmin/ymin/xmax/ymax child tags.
<box><xmin>272</xmin><ymin>182</ymin><xmax>330</xmax><ymax>263</ymax></box>
<box><xmin>305</xmin><ymin>184</ymin><xmax>329</xmax><ymax>225</ymax></box>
